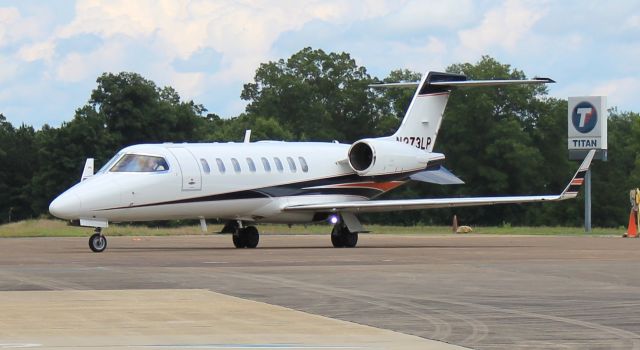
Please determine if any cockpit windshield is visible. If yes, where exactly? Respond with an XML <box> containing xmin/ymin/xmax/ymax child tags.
<box><xmin>96</xmin><ymin>152</ymin><xmax>124</xmax><ymax>174</ymax></box>
<box><xmin>110</xmin><ymin>154</ymin><xmax>169</xmax><ymax>172</ymax></box>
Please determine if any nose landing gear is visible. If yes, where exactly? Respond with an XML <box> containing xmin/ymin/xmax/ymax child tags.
<box><xmin>89</xmin><ymin>227</ymin><xmax>107</xmax><ymax>253</ymax></box>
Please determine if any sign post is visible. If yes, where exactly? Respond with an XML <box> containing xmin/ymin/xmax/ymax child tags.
<box><xmin>568</xmin><ymin>96</ymin><xmax>607</xmax><ymax>232</ymax></box>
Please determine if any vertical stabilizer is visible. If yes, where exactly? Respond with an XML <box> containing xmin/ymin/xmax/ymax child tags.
<box><xmin>371</xmin><ymin>72</ymin><xmax>553</xmax><ymax>152</ymax></box>
<box><xmin>390</xmin><ymin>72</ymin><xmax>466</xmax><ymax>152</ymax></box>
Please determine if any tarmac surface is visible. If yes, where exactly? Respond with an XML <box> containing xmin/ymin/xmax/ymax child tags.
<box><xmin>1</xmin><ymin>233</ymin><xmax>639</xmax><ymax>349</ymax></box>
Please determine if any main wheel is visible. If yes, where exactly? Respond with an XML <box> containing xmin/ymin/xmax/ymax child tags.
<box><xmin>244</xmin><ymin>226</ymin><xmax>260</xmax><ymax>248</ymax></box>
<box><xmin>232</xmin><ymin>226</ymin><xmax>260</xmax><ymax>248</ymax></box>
<box><xmin>232</xmin><ymin>231</ymin><xmax>246</xmax><ymax>248</ymax></box>
<box><xmin>89</xmin><ymin>233</ymin><xmax>107</xmax><ymax>253</ymax></box>
<box><xmin>331</xmin><ymin>225</ymin><xmax>345</xmax><ymax>248</ymax></box>
<box><xmin>331</xmin><ymin>224</ymin><xmax>358</xmax><ymax>248</ymax></box>
<box><xmin>343</xmin><ymin>232</ymin><xmax>358</xmax><ymax>248</ymax></box>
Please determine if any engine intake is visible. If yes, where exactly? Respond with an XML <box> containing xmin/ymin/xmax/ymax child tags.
<box><xmin>349</xmin><ymin>142</ymin><xmax>374</xmax><ymax>171</ymax></box>
<box><xmin>347</xmin><ymin>138</ymin><xmax>430</xmax><ymax>176</ymax></box>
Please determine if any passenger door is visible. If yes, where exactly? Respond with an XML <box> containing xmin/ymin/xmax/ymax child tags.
<box><xmin>168</xmin><ymin>148</ymin><xmax>202</xmax><ymax>191</ymax></box>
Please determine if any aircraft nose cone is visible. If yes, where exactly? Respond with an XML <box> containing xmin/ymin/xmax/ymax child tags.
<box><xmin>49</xmin><ymin>192</ymin><xmax>81</xmax><ymax>220</ymax></box>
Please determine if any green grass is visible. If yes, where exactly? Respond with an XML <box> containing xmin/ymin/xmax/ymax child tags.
<box><xmin>0</xmin><ymin>219</ymin><xmax>625</xmax><ymax>238</ymax></box>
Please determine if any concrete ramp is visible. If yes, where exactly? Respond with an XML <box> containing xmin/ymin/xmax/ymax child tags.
<box><xmin>0</xmin><ymin>289</ymin><xmax>469</xmax><ymax>350</ymax></box>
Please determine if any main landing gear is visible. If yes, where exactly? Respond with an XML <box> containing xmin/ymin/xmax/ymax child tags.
<box><xmin>331</xmin><ymin>223</ymin><xmax>358</xmax><ymax>248</ymax></box>
<box><xmin>233</xmin><ymin>225</ymin><xmax>260</xmax><ymax>248</ymax></box>
<box><xmin>89</xmin><ymin>227</ymin><xmax>107</xmax><ymax>253</ymax></box>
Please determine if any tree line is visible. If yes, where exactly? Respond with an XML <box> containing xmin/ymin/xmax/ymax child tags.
<box><xmin>1</xmin><ymin>47</ymin><xmax>638</xmax><ymax>227</ymax></box>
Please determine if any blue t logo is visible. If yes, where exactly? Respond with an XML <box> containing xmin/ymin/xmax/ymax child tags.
<box><xmin>572</xmin><ymin>101</ymin><xmax>597</xmax><ymax>133</ymax></box>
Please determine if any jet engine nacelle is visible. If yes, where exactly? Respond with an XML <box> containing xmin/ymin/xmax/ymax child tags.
<box><xmin>347</xmin><ymin>138</ymin><xmax>430</xmax><ymax>176</ymax></box>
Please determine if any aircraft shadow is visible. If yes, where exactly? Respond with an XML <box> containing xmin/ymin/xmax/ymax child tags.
<box><xmin>106</xmin><ymin>244</ymin><xmax>530</xmax><ymax>252</ymax></box>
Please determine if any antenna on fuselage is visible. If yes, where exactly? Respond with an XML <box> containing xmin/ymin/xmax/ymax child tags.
<box><xmin>244</xmin><ymin>129</ymin><xmax>251</xmax><ymax>143</ymax></box>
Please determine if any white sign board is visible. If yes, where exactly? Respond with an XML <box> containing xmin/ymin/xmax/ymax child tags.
<box><xmin>568</xmin><ymin>96</ymin><xmax>607</xmax><ymax>150</ymax></box>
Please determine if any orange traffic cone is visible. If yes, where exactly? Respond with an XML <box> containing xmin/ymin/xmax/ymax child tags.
<box><xmin>626</xmin><ymin>210</ymin><xmax>637</xmax><ymax>238</ymax></box>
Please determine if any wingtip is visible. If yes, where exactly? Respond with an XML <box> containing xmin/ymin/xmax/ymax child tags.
<box><xmin>579</xmin><ymin>149</ymin><xmax>597</xmax><ymax>171</ymax></box>
<box><xmin>560</xmin><ymin>149</ymin><xmax>596</xmax><ymax>200</ymax></box>
<box><xmin>533</xmin><ymin>76</ymin><xmax>556</xmax><ymax>84</ymax></box>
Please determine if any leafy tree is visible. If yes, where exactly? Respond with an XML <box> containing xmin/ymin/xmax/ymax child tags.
<box><xmin>205</xmin><ymin>113</ymin><xmax>293</xmax><ymax>142</ymax></box>
<box><xmin>241</xmin><ymin>47</ymin><xmax>388</xmax><ymax>142</ymax></box>
<box><xmin>588</xmin><ymin>110</ymin><xmax>640</xmax><ymax>227</ymax></box>
<box><xmin>0</xmin><ymin>115</ymin><xmax>37</xmax><ymax>222</ymax></box>
<box><xmin>381</xmin><ymin>69</ymin><xmax>422</xmax><ymax>120</ymax></box>
<box><xmin>89</xmin><ymin>72</ymin><xmax>207</xmax><ymax>148</ymax></box>
<box><xmin>29</xmin><ymin>72</ymin><xmax>210</xmax><ymax>215</ymax></box>
<box><xmin>2</xmin><ymin>51</ymin><xmax>640</xmax><ymax>229</ymax></box>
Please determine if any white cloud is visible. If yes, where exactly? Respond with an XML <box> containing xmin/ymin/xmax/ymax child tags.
<box><xmin>32</xmin><ymin>0</ymin><xmax>401</xmax><ymax>116</ymax></box>
<box><xmin>55</xmin><ymin>39</ymin><xmax>130</xmax><ymax>82</ymax></box>
<box><xmin>2</xmin><ymin>0</ymin><xmax>640</xmax><ymax>128</ymax></box>
<box><xmin>0</xmin><ymin>6</ymin><xmax>50</xmax><ymax>50</ymax></box>
<box><xmin>590</xmin><ymin>78</ymin><xmax>640</xmax><ymax>111</ymax></box>
<box><xmin>456</xmin><ymin>0</ymin><xmax>547</xmax><ymax>58</ymax></box>
<box><xmin>17</xmin><ymin>40</ymin><xmax>56</xmax><ymax>62</ymax></box>
<box><xmin>50</xmin><ymin>0</ymin><xmax>397</xmax><ymax>98</ymax></box>
<box><xmin>550</xmin><ymin>77</ymin><xmax>640</xmax><ymax>113</ymax></box>
<box><xmin>626</xmin><ymin>15</ymin><xmax>640</xmax><ymax>29</ymax></box>
<box><xmin>0</xmin><ymin>55</ymin><xmax>20</xmax><ymax>84</ymax></box>
<box><xmin>383</xmin><ymin>0</ymin><xmax>475</xmax><ymax>32</ymax></box>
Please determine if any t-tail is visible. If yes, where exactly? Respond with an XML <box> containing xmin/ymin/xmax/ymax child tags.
<box><xmin>372</xmin><ymin>72</ymin><xmax>555</xmax><ymax>152</ymax></box>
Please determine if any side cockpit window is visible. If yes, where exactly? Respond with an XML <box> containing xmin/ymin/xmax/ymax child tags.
<box><xmin>110</xmin><ymin>154</ymin><xmax>169</xmax><ymax>172</ymax></box>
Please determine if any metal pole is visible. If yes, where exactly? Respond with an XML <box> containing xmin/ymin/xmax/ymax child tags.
<box><xmin>585</xmin><ymin>168</ymin><xmax>592</xmax><ymax>233</ymax></box>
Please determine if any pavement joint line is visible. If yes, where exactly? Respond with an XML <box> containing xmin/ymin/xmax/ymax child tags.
<box><xmin>1</xmin><ymin>235</ymin><xmax>639</xmax><ymax>349</ymax></box>
<box><xmin>220</xmin><ymin>271</ymin><xmax>640</xmax><ymax>348</ymax></box>
<box><xmin>0</xmin><ymin>289</ymin><xmax>467</xmax><ymax>350</ymax></box>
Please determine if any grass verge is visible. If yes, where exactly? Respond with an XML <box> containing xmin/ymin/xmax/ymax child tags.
<box><xmin>0</xmin><ymin>219</ymin><xmax>625</xmax><ymax>238</ymax></box>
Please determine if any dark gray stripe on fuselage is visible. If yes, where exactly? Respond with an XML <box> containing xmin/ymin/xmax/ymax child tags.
<box><xmin>97</xmin><ymin>172</ymin><xmax>412</xmax><ymax>211</ymax></box>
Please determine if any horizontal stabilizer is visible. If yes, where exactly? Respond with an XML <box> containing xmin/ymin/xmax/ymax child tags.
<box><xmin>410</xmin><ymin>167</ymin><xmax>464</xmax><ymax>185</ymax></box>
<box><xmin>430</xmin><ymin>77</ymin><xmax>554</xmax><ymax>87</ymax></box>
<box><xmin>368</xmin><ymin>82</ymin><xmax>419</xmax><ymax>88</ymax></box>
<box><xmin>369</xmin><ymin>77</ymin><xmax>554</xmax><ymax>89</ymax></box>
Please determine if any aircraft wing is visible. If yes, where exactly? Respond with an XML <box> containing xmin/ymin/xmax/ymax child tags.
<box><xmin>284</xmin><ymin>150</ymin><xmax>595</xmax><ymax>214</ymax></box>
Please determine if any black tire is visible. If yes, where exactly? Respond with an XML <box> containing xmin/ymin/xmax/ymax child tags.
<box><xmin>343</xmin><ymin>232</ymin><xmax>358</xmax><ymax>248</ymax></box>
<box><xmin>232</xmin><ymin>231</ymin><xmax>246</xmax><ymax>248</ymax></box>
<box><xmin>331</xmin><ymin>225</ymin><xmax>345</xmax><ymax>248</ymax></box>
<box><xmin>244</xmin><ymin>226</ymin><xmax>260</xmax><ymax>248</ymax></box>
<box><xmin>89</xmin><ymin>233</ymin><xmax>107</xmax><ymax>253</ymax></box>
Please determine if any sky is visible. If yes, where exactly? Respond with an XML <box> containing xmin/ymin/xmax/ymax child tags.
<box><xmin>0</xmin><ymin>0</ymin><xmax>639</xmax><ymax>128</ymax></box>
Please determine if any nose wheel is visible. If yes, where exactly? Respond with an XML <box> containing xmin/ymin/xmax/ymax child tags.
<box><xmin>89</xmin><ymin>228</ymin><xmax>107</xmax><ymax>253</ymax></box>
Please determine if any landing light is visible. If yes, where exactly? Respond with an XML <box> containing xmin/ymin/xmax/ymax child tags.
<box><xmin>329</xmin><ymin>215</ymin><xmax>340</xmax><ymax>224</ymax></box>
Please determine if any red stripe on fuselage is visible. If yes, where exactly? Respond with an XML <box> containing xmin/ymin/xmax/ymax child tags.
<box><xmin>333</xmin><ymin>181</ymin><xmax>405</xmax><ymax>192</ymax></box>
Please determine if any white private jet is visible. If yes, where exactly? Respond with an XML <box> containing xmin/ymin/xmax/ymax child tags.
<box><xmin>49</xmin><ymin>71</ymin><xmax>595</xmax><ymax>252</ymax></box>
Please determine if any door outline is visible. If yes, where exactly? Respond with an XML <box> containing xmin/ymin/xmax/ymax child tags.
<box><xmin>168</xmin><ymin>148</ymin><xmax>202</xmax><ymax>191</ymax></box>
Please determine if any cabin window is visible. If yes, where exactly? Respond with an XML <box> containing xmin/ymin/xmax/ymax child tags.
<box><xmin>200</xmin><ymin>158</ymin><xmax>211</xmax><ymax>174</ymax></box>
<box><xmin>286</xmin><ymin>157</ymin><xmax>297</xmax><ymax>172</ymax></box>
<box><xmin>216</xmin><ymin>158</ymin><xmax>226</xmax><ymax>174</ymax></box>
<box><xmin>231</xmin><ymin>158</ymin><xmax>241</xmax><ymax>173</ymax></box>
<box><xmin>246</xmin><ymin>158</ymin><xmax>256</xmax><ymax>172</ymax></box>
<box><xmin>274</xmin><ymin>157</ymin><xmax>284</xmax><ymax>172</ymax></box>
<box><xmin>261</xmin><ymin>157</ymin><xmax>271</xmax><ymax>172</ymax></box>
<box><xmin>110</xmin><ymin>154</ymin><xmax>169</xmax><ymax>172</ymax></box>
<box><xmin>298</xmin><ymin>157</ymin><xmax>309</xmax><ymax>172</ymax></box>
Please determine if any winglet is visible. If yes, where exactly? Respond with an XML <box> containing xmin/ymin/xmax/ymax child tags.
<box><xmin>560</xmin><ymin>150</ymin><xmax>596</xmax><ymax>199</ymax></box>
